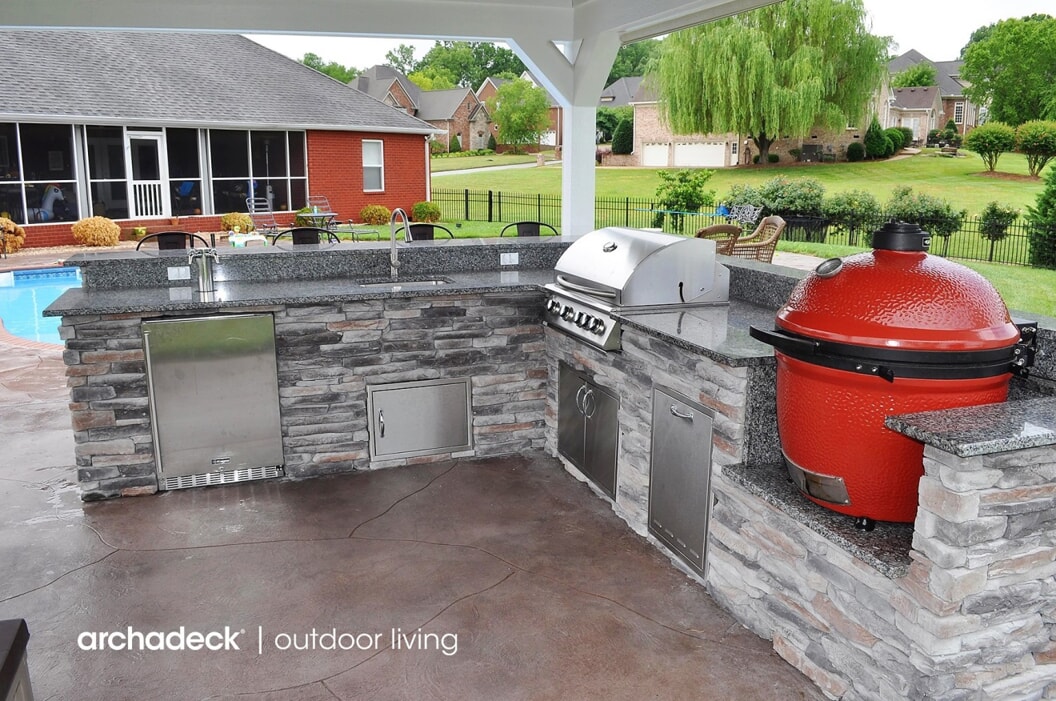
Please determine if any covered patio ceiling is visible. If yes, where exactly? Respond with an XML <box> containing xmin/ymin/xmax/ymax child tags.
<box><xmin>3</xmin><ymin>0</ymin><xmax>774</xmax><ymax>235</ymax></box>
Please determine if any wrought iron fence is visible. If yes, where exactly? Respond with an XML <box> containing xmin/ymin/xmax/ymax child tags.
<box><xmin>432</xmin><ymin>187</ymin><xmax>1050</xmax><ymax>268</ymax></box>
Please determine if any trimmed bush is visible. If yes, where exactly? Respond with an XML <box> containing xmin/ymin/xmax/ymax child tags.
<box><xmin>898</xmin><ymin>127</ymin><xmax>915</xmax><ymax>147</ymax></box>
<box><xmin>612</xmin><ymin>118</ymin><xmax>633</xmax><ymax>155</ymax></box>
<box><xmin>964</xmin><ymin>122</ymin><xmax>1016</xmax><ymax>172</ymax></box>
<box><xmin>651</xmin><ymin>169</ymin><xmax>716</xmax><ymax>233</ymax></box>
<box><xmin>864</xmin><ymin>116</ymin><xmax>888</xmax><ymax>159</ymax></box>
<box><xmin>846</xmin><ymin>142</ymin><xmax>865</xmax><ymax>162</ymax></box>
<box><xmin>1028</xmin><ymin>165</ymin><xmax>1056</xmax><ymax>268</ymax></box>
<box><xmin>822</xmin><ymin>190</ymin><xmax>881</xmax><ymax>244</ymax></box>
<box><xmin>487</xmin><ymin>133</ymin><xmax>497</xmax><ymax>151</ymax></box>
<box><xmin>0</xmin><ymin>217</ymin><xmax>26</xmax><ymax>253</ymax></box>
<box><xmin>71</xmin><ymin>216</ymin><xmax>120</xmax><ymax>247</ymax></box>
<box><xmin>412</xmin><ymin>201</ymin><xmax>441</xmax><ymax>222</ymax></box>
<box><xmin>220</xmin><ymin>212</ymin><xmax>254</xmax><ymax>232</ymax></box>
<box><xmin>979</xmin><ymin>200</ymin><xmax>1019</xmax><ymax>262</ymax></box>
<box><xmin>767</xmin><ymin>153</ymin><xmax>780</xmax><ymax>163</ymax></box>
<box><xmin>429</xmin><ymin>139</ymin><xmax>447</xmax><ymax>155</ymax></box>
<box><xmin>449</xmin><ymin>134</ymin><xmax>462</xmax><ymax>154</ymax></box>
<box><xmin>359</xmin><ymin>204</ymin><xmax>391</xmax><ymax>225</ymax></box>
<box><xmin>884</xmin><ymin>128</ymin><xmax>905</xmax><ymax>151</ymax></box>
<box><xmin>885</xmin><ymin>185</ymin><xmax>966</xmax><ymax>247</ymax></box>
<box><xmin>1015</xmin><ymin>120</ymin><xmax>1056</xmax><ymax>178</ymax></box>
<box><xmin>757</xmin><ymin>176</ymin><xmax>825</xmax><ymax>217</ymax></box>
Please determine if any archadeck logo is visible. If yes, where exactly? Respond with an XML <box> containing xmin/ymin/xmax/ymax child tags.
<box><xmin>78</xmin><ymin>626</ymin><xmax>242</xmax><ymax>652</ymax></box>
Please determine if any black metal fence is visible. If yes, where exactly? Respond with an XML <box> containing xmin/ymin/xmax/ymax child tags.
<box><xmin>432</xmin><ymin>187</ymin><xmax>1047</xmax><ymax>268</ymax></box>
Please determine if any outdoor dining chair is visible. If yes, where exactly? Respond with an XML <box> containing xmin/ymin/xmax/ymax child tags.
<box><xmin>396</xmin><ymin>223</ymin><xmax>454</xmax><ymax>241</ymax></box>
<box><xmin>726</xmin><ymin>216</ymin><xmax>786</xmax><ymax>263</ymax></box>
<box><xmin>270</xmin><ymin>227</ymin><xmax>341</xmax><ymax>245</ymax></box>
<box><xmin>304</xmin><ymin>195</ymin><xmax>338</xmax><ymax>230</ymax></box>
<box><xmin>136</xmin><ymin>231</ymin><xmax>212</xmax><ymax>250</ymax></box>
<box><xmin>499</xmin><ymin>221</ymin><xmax>558</xmax><ymax>237</ymax></box>
<box><xmin>694</xmin><ymin>223</ymin><xmax>742</xmax><ymax>255</ymax></box>
<box><xmin>246</xmin><ymin>197</ymin><xmax>281</xmax><ymax>235</ymax></box>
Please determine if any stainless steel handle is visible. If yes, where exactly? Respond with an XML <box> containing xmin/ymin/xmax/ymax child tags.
<box><xmin>575</xmin><ymin>384</ymin><xmax>588</xmax><ymax>413</ymax></box>
<box><xmin>669</xmin><ymin>404</ymin><xmax>694</xmax><ymax>421</ymax></box>
<box><xmin>556</xmin><ymin>274</ymin><xmax>617</xmax><ymax>299</ymax></box>
<box><xmin>378</xmin><ymin>409</ymin><xmax>385</xmax><ymax>438</ymax></box>
<box><xmin>582</xmin><ymin>388</ymin><xmax>597</xmax><ymax>419</ymax></box>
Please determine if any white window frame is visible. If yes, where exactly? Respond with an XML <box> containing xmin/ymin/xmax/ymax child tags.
<box><xmin>954</xmin><ymin>102</ymin><xmax>965</xmax><ymax>124</ymax></box>
<box><xmin>363</xmin><ymin>139</ymin><xmax>384</xmax><ymax>193</ymax></box>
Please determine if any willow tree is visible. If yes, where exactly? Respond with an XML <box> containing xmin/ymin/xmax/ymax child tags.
<box><xmin>650</xmin><ymin>0</ymin><xmax>888</xmax><ymax>164</ymax></box>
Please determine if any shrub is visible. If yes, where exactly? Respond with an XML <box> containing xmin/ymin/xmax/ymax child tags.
<box><xmin>412</xmin><ymin>201</ymin><xmax>441</xmax><ymax>222</ymax></box>
<box><xmin>964</xmin><ymin>122</ymin><xmax>1017</xmax><ymax>172</ymax></box>
<box><xmin>757</xmin><ymin>176</ymin><xmax>825</xmax><ymax>217</ymax></box>
<box><xmin>864</xmin><ymin>116</ymin><xmax>888</xmax><ymax>159</ymax></box>
<box><xmin>789</xmin><ymin>148</ymin><xmax>801</xmax><ymax>161</ymax></box>
<box><xmin>611</xmin><ymin>118</ymin><xmax>633</xmax><ymax>155</ymax></box>
<box><xmin>1015</xmin><ymin>120</ymin><xmax>1056</xmax><ymax>178</ymax></box>
<box><xmin>898</xmin><ymin>126</ymin><xmax>915</xmax><ymax>148</ymax></box>
<box><xmin>0</xmin><ymin>217</ymin><xmax>26</xmax><ymax>253</ymax></box>
<box><xmin>487</xmin><ymin>133</ymin><xmax>497</xmax><ymax>151</ymax></box>
<box><xmin>979</xmin><ymin>200</ymin><xmax>1019</xmax><ymax>262</ymax></box>
<box><xmin>1027</xmin><ymin>165</ymin><xmax>1056</xmax><ymax>268</ymax></box>
<box><xmin>723</xmin><ymin>183</ymin><xmax>764</xmax><ymax>209</ymax></box>
<box><xmin>651</xmin><ymin>169</ymin><xmax>716</xmax><ymax>233</ymax></box>
<box><xmin>449</xmin><ymin>134</ymin><xmax>462</xmax><ymax>154</ymax></box>
<box><xmin>220</xmin><ymin>212</ymin><xmax>254</xmax><ymax>233</ymax></box>
<box><xmin>359</xmin><ymin>204</ymin><xmax>391</xmax><ymax>225</ymax></box>
<box><xmin>885</xmin><ymin>186</ymin><xmax>966</xmax><ymax>245</ymax></box>
<box><xmin>767</xmin><ymin>153</ymin><xmax>780</xmax><ymax>163</ymax></box>
<box><xmin>71</xmin><ymin>216</ymin><xmax>120</xmax><ymax>247</ymax></box>
<box><xmin>821</xmin><ymin>190</ymin><xmax>882</xmax><ymax>244</ymax></box>
<box><xmin>846</xmin><ymin>142</ymin><xmax>865</xmax><ymax>162</ymax></box>
<box><xmin>429</xmin><ymin>139</ymin><xmax>447</xmax><ymax>155</ymax></box>
<box><xmin>885</xmin><ymin>128</ymin><xmax>907</xmax><ymax>151</ymax></box>
<box><xmin>926</xmin><ymin>129</ymin><xmax>942</xmax><ymax>146</ymax></box>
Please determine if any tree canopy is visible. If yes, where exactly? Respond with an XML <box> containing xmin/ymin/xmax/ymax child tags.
<box><xmin>960</xmin><ymin>13</ymin><xmax>1052</xmax><ymax>59</ymax></box>
<box><xmin>384</xmin><ymin>44</ymin><xmax>419</xmax><ymax>75</ymax></box>
<box><xmin>961</xmin><ymin>15</ymin><xmax>1056</xmax><ymax>126</ymax></box>
<box><xmin>301</xmin><ymin>53</ymin><xmax>358</xmax><ymax>83</ymax></box>
<box><xmin>607</xmin><ymin>40</ymin><xmax>660</xmax><ymax>86</ymax></box>
<box><xmin>891</xmin><ymin>63</ymin><xmax>937</xmax><ymax>88</ymax></box>
<box><xmin>649</xmin><ymin>0</ymin><xmax>889</xmax><ymax>164</ymax></box>
<box><xmin>484</xmin><ymin>78</ymin><xmax>551</xmax><ymax>152</ymax></box>
<box><xmin>419</xmin><ymin>41</ymin><xmax>525</xmax><ymax>89</ymax></box>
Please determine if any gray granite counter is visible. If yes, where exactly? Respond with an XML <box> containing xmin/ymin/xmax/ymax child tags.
<box><xmin>886</xmin><ymin>396</ymin><xmax>1056</xmax><ymax>457</ymax></box>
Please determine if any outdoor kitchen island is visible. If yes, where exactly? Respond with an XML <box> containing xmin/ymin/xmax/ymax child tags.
<box><xmin>46</xmin><ymin>236</ymin><xmax>1056</xmax><ymax>701</ymax></box>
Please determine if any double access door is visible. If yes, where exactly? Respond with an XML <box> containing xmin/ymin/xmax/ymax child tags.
<box><xmin>557</xmin><ymin>362</ymin><xmax>619</xmax><ymax>498</ymax></box>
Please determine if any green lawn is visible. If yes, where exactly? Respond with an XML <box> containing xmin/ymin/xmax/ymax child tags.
<box><xmin>431</xmin><ymin>150</ymin><xmax>555</xmax><ymax>173</ymax></box>
<box><xmin>434</xmin><ymin>151</ymin><xmax>1048</xmax><ymax>216</ymax></box>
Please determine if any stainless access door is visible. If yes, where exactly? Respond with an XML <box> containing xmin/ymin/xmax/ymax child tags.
<box><xmin>648</xmin><ymin>385</ymin><xmax>715</xmax><ymax>575</ymax></box>
<box><xmin>143</xmin><ymin>314</ymin><xmax>284</xmax><ymax>488</ymax></box>
<box><xmin>367</xmin><ymin>378</ymin><xmax>472</xmax><ymax>460</ymax></box>
<box><xmin>558</xmin><ymin>362</ymin><xmax>618</xmax><ymax>499</ymax></box>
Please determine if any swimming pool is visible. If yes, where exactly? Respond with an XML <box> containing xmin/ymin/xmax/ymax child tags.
<box><xmin>0</xmin><ymin>267</ymin><xmax>82</xmax><ymax>345</ymax></box>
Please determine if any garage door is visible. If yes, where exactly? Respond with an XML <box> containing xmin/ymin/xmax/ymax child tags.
<box><xmin>674</xmin><ymin>142</ymin><xmax>726</xmax><ymax>167</ymax></box>
<box><xmin>642</xmin><ymin>143</ymin><xmax>668</xmax><ymax>167</ymax></box>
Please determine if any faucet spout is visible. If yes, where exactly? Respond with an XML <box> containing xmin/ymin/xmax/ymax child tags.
<box><xmin>389</xmin><ymin>208</ymin><xmax>409</xmax><ymax>281</ymax></box>
<box><xmin>188</xmin><ymin>248</ymin><xmax>219</xmax><ymax>293</ymax></box>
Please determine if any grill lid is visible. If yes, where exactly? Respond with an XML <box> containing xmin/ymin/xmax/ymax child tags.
<box><xmin>553</xmin><ymin>227</ymin><xmax>729</xmax><ymax>307</ymax></box>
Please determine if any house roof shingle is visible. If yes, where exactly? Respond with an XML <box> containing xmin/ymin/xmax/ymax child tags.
<box><xmin>599</xmin><ymin>77</ymin><xmax>642</xmax><ymax>107</ymax></box>
<box><xmin>891</xmin><ymin>86</ymin><xmax>940</xmax><ymax>110</ymax></box>
<box><xmin>417</xmin><ymin>88</ymin><xmax>477</xmax><ymax>121</ymax></box>
<box><xmin>0</xmin><ymin>30</ymin><xmax>436</xmax><ymax>133</ymax></box>
<box><xmin>887</xmin><ymin>50</ymin><xmax>969</xmax><ymax>99</ymax></box>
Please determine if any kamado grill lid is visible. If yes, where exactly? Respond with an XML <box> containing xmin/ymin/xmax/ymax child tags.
<box><xmin>776</xmin><ymin>221</ymin><xmax>1020</xmax><ymax>353</ymax></box>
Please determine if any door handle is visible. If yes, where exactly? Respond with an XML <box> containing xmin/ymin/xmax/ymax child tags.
<box><xmin>575</xmin><ymin>383</ymin><xmax>588</xmax><ymax>413</ymax></box>
<box><xmin>582</xmin><ymin>388</ymin><xmax>597</xmax><ymax>419</ymax></box>
<box><xmin>378</xmin><ymin>409</ymin><xmax>385</xmax><ymax>438</ymax></box>
<box><xmin>670</xmin><ymin>404</ymin><xmax>694</xmax><ymax>421</ymax></box>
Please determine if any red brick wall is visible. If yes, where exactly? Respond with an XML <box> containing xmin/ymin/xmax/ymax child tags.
<box><xmin>307</xmin><ymin>130</ymin><xmax>428</xmax><ymax>222</ymax></box>
<box><xmin>20</xmin><ymin>130</ymin><xmax>428</xmax><ymax>247</ymax></box>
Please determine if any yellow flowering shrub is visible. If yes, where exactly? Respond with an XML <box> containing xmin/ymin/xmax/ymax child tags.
<box><xmin>71</xmin><ymin>216</ymin><xmax>121</xmax><ymax>247</ymax></box>
<box><xmin>359</xmin><ymin>204</ymin><xmax>391</xmax><ymax>225</ymax></box>
<box><xmin>0</xmin><ymin>217</ymin><xmax>26</xmax><ymax>253</ymax></box>
<box><xmin>220</xmin><ymin>212</ymin><xmax>254</xmax><ymax>232</ymax></box>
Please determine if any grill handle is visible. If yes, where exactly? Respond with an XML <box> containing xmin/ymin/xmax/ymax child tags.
<box><xmin>749</xmin><ymin>326</ymin><xmax>819</xmax><ymax>356</ymax></box>
<box><xmin>555</xmin><ymin>274</ymin><xmax>617</xmax><ymax>299</ymax></box>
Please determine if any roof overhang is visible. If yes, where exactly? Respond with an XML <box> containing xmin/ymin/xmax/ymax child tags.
<box><xmin>1</xmin><ymin>112</ymin><xmax>443</xmax><ymax>135</ymax></box>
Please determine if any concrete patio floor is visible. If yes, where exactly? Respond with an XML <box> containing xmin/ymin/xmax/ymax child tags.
<box><xmin>0</xmin><ymin>250</ymin><xmax>824</xmax><ymax>700</ymax></box>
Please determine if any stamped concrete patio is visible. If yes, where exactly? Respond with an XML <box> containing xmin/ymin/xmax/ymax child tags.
<box><xmin>0</xmin><ymin>249</ymin><xmax>823</xmax><ymax>700</ymax></box>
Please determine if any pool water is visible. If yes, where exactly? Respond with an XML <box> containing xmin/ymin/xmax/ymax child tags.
<box><xmin>0</xmin><ymin>267</ymin><xmax>82</xmax><ymax>345</ymax></box>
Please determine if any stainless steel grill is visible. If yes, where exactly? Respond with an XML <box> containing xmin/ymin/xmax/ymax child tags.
<box><xmin>544</xmin><ymin>227</ymin><xmax>729</xmax><ymax>350</ymax></box>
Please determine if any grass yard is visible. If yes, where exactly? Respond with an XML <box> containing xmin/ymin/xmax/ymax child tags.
<box><xmin>434</xmin><ymin>150</ymin><xmax>1048</xmax><ymax>216</ymax></box>
<box><xmin>431</xmin><ymin>150</ymin><xmax>556</xmax><ymax>173</ymax></box>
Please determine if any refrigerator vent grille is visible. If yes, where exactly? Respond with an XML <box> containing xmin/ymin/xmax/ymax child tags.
<box><xmin>159</xmin><ymin>465</ymin><xmax>284</xmax><ymax>491</ymax></box>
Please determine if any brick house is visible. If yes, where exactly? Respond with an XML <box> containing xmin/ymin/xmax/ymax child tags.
<box><xmin>0</xmin><ymin>30</ymin><xmax>437</xmax><ymax>248</ymax></box>
<box><xmin>886</xmin><ymin>50</ymin><xmax>979</xmax><ymax>136</ymax></box>
<box><xmin>355</xmin><ymin>66</ymin><xmax>491</xmax><ymax>152</ymax></box>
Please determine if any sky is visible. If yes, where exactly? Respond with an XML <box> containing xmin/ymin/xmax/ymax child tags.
<box><xmin>245</xmin><ymin>0</ymin><xmax>1054</xmax><ymax>70</ymax></box>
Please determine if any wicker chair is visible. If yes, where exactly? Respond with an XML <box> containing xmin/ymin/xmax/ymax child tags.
<box><xmin>727</xmin><ymin>216</ymin><xmax>786</xmax><ymax>263</ymax></box>
<box><xmin>695</xmin><ymin>223</ymin><xmax>742</xmax><ymax>255</ymax></box>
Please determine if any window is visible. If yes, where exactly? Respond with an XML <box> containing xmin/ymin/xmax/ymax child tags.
<box><xmin>167</xmin><ymin>128</ymin><xmax>202</xmax><ymax>217</ymax></box>
<box><xmin>0</xmin><ymin>123</ymin><xmax>79</xmax><ymax>225</ymax></box>
<box><xmin>208</xmin><ymin>129</ymin><xmax>307</xmax><ymax>213</ymax></box>
<box><xmin>86</xmin><ymin>126</ymin><xmax>128</xmax><ymax>218</ymax></box>
<box><xmin>954</xmin><ymin>102</ymin><xmax>965</xmax><ymax>124</ymax></box>
<box><xmin>363</xmin><ymin>140</ymin><xmax>384</xmax><ymax>192</ymax></box>
<box><xmin>731</xmin><ymin>141</ymin><xmax>738</xmax><ymax>156</ymax></box>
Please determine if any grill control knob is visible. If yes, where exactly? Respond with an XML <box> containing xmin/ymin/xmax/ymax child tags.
<box><xmin>546</xmin><ymin>298</ymin><xmax>561</xmax><ymax>314</ymax></box>
<box><xmin>561</xmin><ymin>305</ymin><xmax>576</xmax><ymax>321</ymax></box>
<box><xmin>575</xmin><ymin>311</ymin><xmax>588</xmax><ymax>327</ymax></box>
<box><xmin>590</xmin><ymin>318</ymin><xmax>606</xmax><ymax>334</ymax></box>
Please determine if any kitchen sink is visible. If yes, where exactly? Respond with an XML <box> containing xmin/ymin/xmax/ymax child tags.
<box><xmin>357</xmin><ymin>277</ymin><xmax>451</xmax><ymax>289</ymax></box>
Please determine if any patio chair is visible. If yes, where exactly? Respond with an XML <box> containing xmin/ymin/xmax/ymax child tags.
<box><xmin>726</xmin><ymin>216</ymin><xmax>786</xmax><ymax>264</ymax></box>
<box><xmin>270</xmin><ymin>227</ymin><xmax>341</xmax><ymax>245</ymax></box>
<box><xmin>136</xmin><ymin>231</ymin><xmax>212</xmax><ymax>250</ymax></box>
<box><xmin>499</xmin><ymin>221</ymin><xmax>558</xmax><ymax>237</ymax></box>
<box><xmin>246</xmin><ymin>197</ymin><xmax>281</xmax><ymax>235</ymax></box>
<box><xmin>396</xmin><ymin>223</ymin><xmax>454</xmax><ymax>241</ymax></box>
<box><xmin>304</xmin><ymin>194</ymin><xmax>338</xmax><ymax>231</ymax></box>
<box><xmin>695</xmin><ymin>223</ymin><xmax>742</xmax><ymax>256</ymax></box>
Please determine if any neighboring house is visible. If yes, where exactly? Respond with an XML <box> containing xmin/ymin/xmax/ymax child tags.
<box><xmin>886</xmin><ymin>50</ymin><xmax>979</xmax><ymax>135</ymax></box>
<box><xmin>884</xmin><ymin>86</ymin><xmax>943</xmax><ymax>144</ymax></box>
<box><xmin>356</xmin><ymin>66</ymin><xmax>491</xmax><ymax>152</ymax></box>
<box><xmin>476</xmin><ymin>72</ymin><xmax>563</xmax><ymax>150</ymax></box>
<box><xmin>0</xmin><ymin>30</ymin><xmax>437</xmax><ymax>247</ymax></box>
<box><xmin>599</xmin><ymin>77</ymin><xmax>642</xmax><ymax>108</ymax></box>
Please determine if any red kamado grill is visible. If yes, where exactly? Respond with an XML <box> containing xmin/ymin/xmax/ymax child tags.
<box><xmin>750</xmin><ymin>222</ymin><xmax>1036</xmax><ymax>528</ymax></box>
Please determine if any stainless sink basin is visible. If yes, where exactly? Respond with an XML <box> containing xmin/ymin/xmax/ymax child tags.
<box><xmin>357</xmin><ymin>277</ymin><xmax>451</xmax><ymax>289</ymax></box>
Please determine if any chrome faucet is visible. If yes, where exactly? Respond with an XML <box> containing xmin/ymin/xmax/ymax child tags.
<box><xmin>389</xmin><ymin>207</ymin><xmax>409</xmax><ymax>281</ymax></box>
<box><xmin>188</xmin><ymin>248</ymin><xmax>219</xmax><ymax>293</ymax></box>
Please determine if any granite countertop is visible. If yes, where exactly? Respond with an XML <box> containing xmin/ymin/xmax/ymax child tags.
<box><xmin>886</xmin><ymin>397</ymin><xmax>1056</xmax><ymax>457</ymax></box>
<box><xmin>617</xmin><ymin>301</ymin><xmax>779</xmax><ymax>366</ymax></box>
<box><xmin>723</xmin><ymin>462</ymin><xmax>913</xmax><ymax>578</ymax></box>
